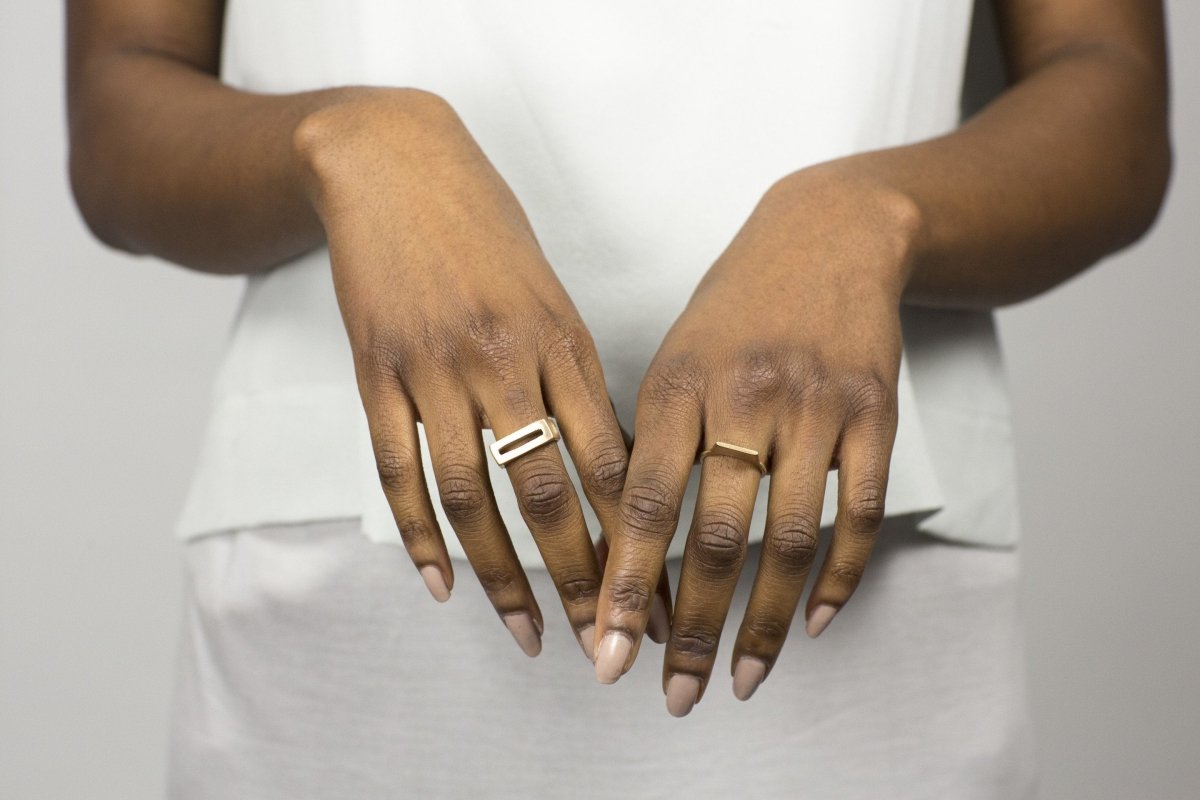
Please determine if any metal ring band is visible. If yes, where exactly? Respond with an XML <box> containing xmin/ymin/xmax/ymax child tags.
<box><xmin>699</xmin><ymin>441</ymin><xmax>768</xmax><ymax>475</ymax></box>
<box><xmin>490</xmin><ymin>417</ymin><xmax>561</xmax><ymax>468</ymax></box>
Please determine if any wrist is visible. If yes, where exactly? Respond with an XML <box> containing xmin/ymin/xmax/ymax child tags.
<box><xmin>762</xmin><ymin>161</ymin><xmax>927</xmax><ymax>298</ymax></box>
<box><xmin>290</xmin><ymin>87</ymin><xmax>468</xmax><ymax>217</ymax></box>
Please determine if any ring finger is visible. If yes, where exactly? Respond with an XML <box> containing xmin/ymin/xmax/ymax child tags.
<box><xmin>730</xmin><ymin>418</ymin><xmax>838</xmax><ymax>700</ymax></box>
<box><xmin>481</xmin><ymin>375</ymin><xmax>603</xmax><ymax>661</ymax></box>
<box><xmin>418</xmin><ymin>390</ymin><xmax>544</xmax><ymax>657</ymax></box>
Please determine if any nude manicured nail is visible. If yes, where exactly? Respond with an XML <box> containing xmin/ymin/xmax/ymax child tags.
<box><xmin>594</xmin><ymin>631</ymin><xmax>632</xmax><ymax>684</ymax></box>
<box><xmin>419</xmin><ymin>565</ymin><xmax>451</xmax><ymax>603</ymax></box>
<box><xmin>806</xmin><ymin>603</ymin><xmax>839</xmax><ymax>638</ymax></box>
<box><xmin>647</xmin><ymin>595</ymin><xmax>671</xmax><ymax>643</ymax></box>
<box><xmin>503</xmin><ymin>613</ymin><xmax>542</xmax><ymax>657</ymax></box>
<box><xmin>732</xmin><ymin>657</ymin><xmax>767</xmax><ymax>701</ymax></box>
<box><xmin>666</xmin><ymin>674</ymin><xmax>702</xmax><ymax>717</ymax></box>
<box><xmin>577</xmin><ymin>625</ymin><xmax>596</xmax><ymax>662</ymax></box>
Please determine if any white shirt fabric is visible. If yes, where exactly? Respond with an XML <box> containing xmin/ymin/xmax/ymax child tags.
<box><xmin>173</xmin><ymin>0</ymin><xmax>1020</xmax><ymax>566</ymax></box>
<box><xmin>167</xmin><ymin>517</ymin><xmax>1038</xmax><ymax>798</ymax></box>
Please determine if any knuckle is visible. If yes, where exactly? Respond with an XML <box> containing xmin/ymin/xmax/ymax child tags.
<box><xmin>789</xmin><ymin>359</ymin><xmax>832</xmax><ymax>407</ymax></box>
<box><xmin>579</xmin><ymin>440</ymin><xmax>629</xmax><ymax>502</ymax></box>
<box><xmin>767</xmin><ymin>511</ymin><xmax>821</xmax><ymax>574</ymax></box>
<box><xmin>475</xmin><ymin>566</ymin><xmax>517</xmax><ymax>597</ymax></box>
<box><xmin>419</xmin><ymin>318</ymin><xmax>463</xmax><ymax>376</ymax></box>
<box><xmin>515</xmin><ymin>468</ymin><xmax>575</xmax><ymax>527</ymax></box>
<box><xmin>641</xmin><ymin>354</ymin><xmax>706</xmax><ymax>407</ymax></box>
<box><xmin>607</xmin><ymin>577</ymin><xmax>653</xmax><ymax>614</ymax></box>
<box><xmin>463</xmin><ymin>308</ymin><xmax>522</xmax><ymax>378</ymax></box>
<box><xmin>436</xmin><ymin>465</ymin><xmax>489</xmax><ymax>525</ymax></box>
<box><xmin>844</xmin><ymin>372</ymin><xmax>895</xmax><ymax>419</ymax></box>
<box><xmin>375</xmin><ymin>447</ymin><xmax>418</xmax><ymax>495</ymax></box>
<box><xmin>688</xmin><ymin>506</ymin><xmax>748</xmax><ymax>573</ymax></box>
<box><xmin>619</xmin><ymin>475</ymin><xmax>682</xmax><ymax>542</ymax></box>
<box><xmin>556</xmin><ymin>574</ymin><xmax>601</xmax><ymax>606</ymax></box>
<box><xmin>743</xmin><ymin>617</ymin><xmax>790</xmax><ymax>644</ymax></box>
<box><xmin>827</xmin><ymin>559</ymin><xmax>866</xmax><ymax>586</ymax></box>
<box><xmin>728</xmin><ymin>348</ymin><xmax>785</xmax><ymax>406</ymax></box>
<box><xmin>359</xmin><ymin>336</ymin><xmax>407</xmax><ymax>385</ymax></box>
<box><xmin>844</xmin><ymin>482</ymin><xmax>886</xmax><ymax>535</ymax></box>
<box><xmin>397</xmin><ymin>517</ymin><xmax>438</xmax><ymax>549</ymax></box>
<box><xmin>537</xmin><ymin>317</ymin><xmax>592</xmax><ymax>364</ymax></box>
<box><xmin>669</xmin><ymin>628</ymin><xmax>720</xmax><ymax>659</ymax></box>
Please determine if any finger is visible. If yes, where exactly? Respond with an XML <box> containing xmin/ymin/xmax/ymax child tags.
<box><xmin>482</xmin><ymin>376</ymin><xmax>602</xmax><ymax>662</ymax></box>
<box><xmin>419</xmin><ymin>392</ymin><xmax>544</xmax><ymax>657</ymax></box>
<box><xmin>593</xmin><ymin>382</ymin><xmax>701</xmax><ymax>685</ymax></box>
<box><xmin>805</xmin><ymin>388</ymin><xmax>897</xmax><ymax>638</ymax></box>
<box><xmin>664</xmin><ymin>436</ymin><xmax>767</xmax><ymax>717</ymax></box>
<box><xmin>360</xmin><ymin>374</ymin><xmax>454</xmax><ymax>602</ymax></box>
<box><xmin>594</xmin><ymin>535</ymin><xmax>673</xmax><ymax>645</ymax></box>
<box><xmin>538</xmin><ymin>328</ymin><xmax>628</xmax><ymax>535</ymax></box>
<box><xmin>731</xmin><ymin>421</ymin><xmax>837</xmax><ymax>701</ymax></box>
<box><xmin>540</xmin><ymin>341</ymin><xmax>673</xmax><ymax>643</ymax></box>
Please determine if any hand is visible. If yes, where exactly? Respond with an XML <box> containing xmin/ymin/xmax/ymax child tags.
<box><xmin>592</xmin><ymin>166</ymin><xmax>921</xmax><ymax>712</ymax></box>
<box><xmin>295</xmin><ymin>89</ymin><xmax>656</xmax><ymax>659</ymax></box>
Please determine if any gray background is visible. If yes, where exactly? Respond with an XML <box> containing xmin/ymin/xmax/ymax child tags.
<box><xmin>2</xmin><ymin>3</ymin><xmax>1197</xmax><ymax>798</ymax></box>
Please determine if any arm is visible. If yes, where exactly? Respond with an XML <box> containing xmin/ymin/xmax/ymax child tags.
<box><xmin>794</xmin><ymin>0</ymin><xmax>1172</xmax><ymax>309</ymax></box>
<box><xmin>68</xmin><ymin>0</ymin><xmax>307</xmax><ymax>273</ymax></box>
<box><xmin>592</xmin><ymin>0</ymin><xmax>1170</xmax><ymax>711</ymax></box>
<box><xmin>66</xmin><ymin>0</ymin><xmax>440</xmax><ymax>274</ymax></box>
<box><xmin>67</xmin><ymin>0</ymin><xmax>675</xmax><ymax>657</ymax></box>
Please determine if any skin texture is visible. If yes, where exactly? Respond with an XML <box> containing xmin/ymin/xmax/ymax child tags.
<box><xmin>67</xmin><ymin>0</ymin><xmax>1171</xmax><ymax>709</ymax></box>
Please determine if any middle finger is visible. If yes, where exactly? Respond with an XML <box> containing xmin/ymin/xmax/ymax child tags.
<box><xmin>664</xmin><ymin>430</ymin><xmax>770</xmax><ymax>717</ymax></box>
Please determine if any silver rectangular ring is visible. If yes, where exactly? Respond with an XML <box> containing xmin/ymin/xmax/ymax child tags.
<box><xmin>490</xmin><ymin>417</ymin><xmax>561</xmax><ymax>468</ymax></box>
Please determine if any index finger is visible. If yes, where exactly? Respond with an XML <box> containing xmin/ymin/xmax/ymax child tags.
<box><xmin>593</xmin><ymin>384</ymin><xmax>701</xmax><ymax>684</ymax></box>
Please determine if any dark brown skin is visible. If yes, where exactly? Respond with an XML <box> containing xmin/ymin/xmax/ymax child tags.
<box><xmin>67</xmin><ymin>0</ymin><xmax>1171</xmax><ymax>710</ymax></box>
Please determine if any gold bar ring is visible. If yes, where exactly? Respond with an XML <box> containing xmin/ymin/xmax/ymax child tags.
<box><xmin>700</xmin><ymin>441</ymin><xmax>768</xmax><ymax>475</ymax></box>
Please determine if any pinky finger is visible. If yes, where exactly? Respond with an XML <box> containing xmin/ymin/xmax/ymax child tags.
<box><xmin>362</xmin><ymin>377</ymin><xmax>455</xmax><ymax>602</ymax></box>
<box><xmin>804</xmin><ymin>421</ymin><xmax>893</xmax><ymax>637</ymax></box>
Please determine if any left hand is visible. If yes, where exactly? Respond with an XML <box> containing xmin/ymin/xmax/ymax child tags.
<box><xmin>592</xmin><ymin>166</ymin><xmax>922</xmax><ymax>714</ymax></box>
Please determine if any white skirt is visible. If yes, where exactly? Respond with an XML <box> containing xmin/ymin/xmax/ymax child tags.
<box><xmin>167</xmin><ymin>517</ymin><xmax>1038</xmax><ymax>799</ymax></box>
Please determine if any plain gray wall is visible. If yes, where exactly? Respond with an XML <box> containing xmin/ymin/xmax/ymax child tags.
<box><xmin>2</xmin><ymin>3</ymin><xmax>1197</xmax><ymax>798</ymax></box>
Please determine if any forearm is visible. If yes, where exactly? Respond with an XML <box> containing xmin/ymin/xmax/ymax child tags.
<box><xmin>773</xmin><ymin>25</ymin><xmax>1171</xmax><ymax>309</ymax></box>
<box><xmin>67</xmin><ymin>48</ymin><xmax>445</xmax><ymax>275</ymax></box>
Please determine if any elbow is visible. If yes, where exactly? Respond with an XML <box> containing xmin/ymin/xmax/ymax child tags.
<box><xmin>67</xmin><ymin>129</ymin><xmax>148</xmax><ymax>257</ymax></box>
<box><xmin>1128</xmin><ymin>134</ymin><xmax>1173</xmax><ymax>245</ymax></box>
<box><xmin>68</xmin><ymin>149</ymin><xmax>135</xmax><ymax>254</ymax></box>
<box><xmin>1113</xmin><ymin>122</ymin><xmax>1174</xmax><ymax>251</ymax></box>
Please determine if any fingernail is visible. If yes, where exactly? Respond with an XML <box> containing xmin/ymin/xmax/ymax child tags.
<box><xmin>806</xmin><ymin>603</ymin><xmax>839</xmax><ymax>638</ymax></box>
<box><xmin>647</xmin><ymin>595</ymin><xmax>671</xmax><ymax>643</ymax></box>
<box><xmin>594</xmin><ymin>631</ymin><xmax>632</xmax><ymax>684</ymax></box>
<box><xmin>732</xmin><ymin>657</ymin><xmax>767</xmax><ymax>701</ymax></box>
<box><xmin>665</xmin><ymin>674</ymin><xmax>701</xmax><ymax>717</ymax></box>
<box><xmin>419</xmin><ymin>565</ymin><xmax>451</xmax><ymax>603</ymax></box>
<box><xmin>577</xmin><ymin>625</ymin><xmax>596</xmax><ymax>662</ymax></box>
<box><xmin>503</xmin><ymin>612</ymin><xmax>542</xmax><ymax>657</ymax></box>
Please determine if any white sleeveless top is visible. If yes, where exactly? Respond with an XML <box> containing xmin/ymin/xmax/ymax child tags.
<box><xmin>174</xmin><ymin>0</ymin><xmax>1020</xmax><ymax>564</ymax></box>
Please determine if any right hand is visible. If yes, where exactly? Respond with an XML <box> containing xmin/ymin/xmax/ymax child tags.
<box><xmin>293</xmin><ymin>88</ymin><xmax>669</xmax><ymax>659</ymax></box>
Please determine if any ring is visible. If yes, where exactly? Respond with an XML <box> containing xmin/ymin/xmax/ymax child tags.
<box><xmin>700</xmin><ymin>441</ymin><xmax>768</xmax><ymax>475</ymax></box>
<box><xmin>490</xmin><ymin>417</ymin><xmax>562</xmax><ymax>468</ymax></box>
